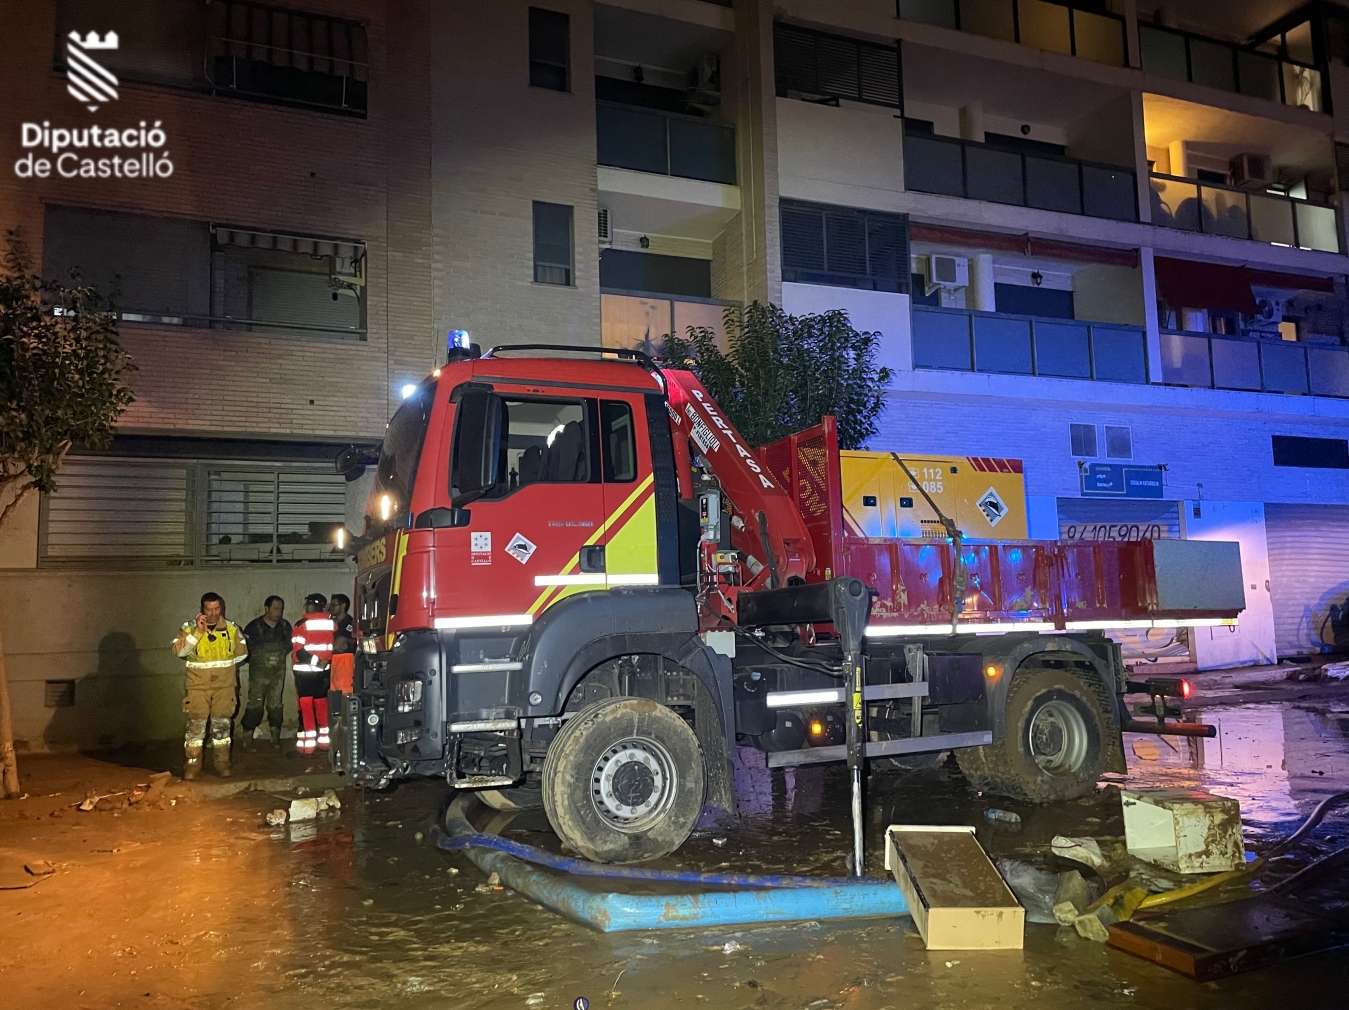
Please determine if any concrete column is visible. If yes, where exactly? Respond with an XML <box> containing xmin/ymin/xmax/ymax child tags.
<box><xmin>958</xmin><ymin>102</ymin><xmax>985</xmax><ymax>144</ymax></box>
<box><xmin>968</xmin><ymin>254</ymin><xmax>997</xmax><ymax>313</ymax></box>
<box><xmin>1139</xmin><ymin>246</ymin><xmax>1163</xmax><ymax>383</ymax></box>
<box><xmin>1168</xmin><ymin>140</ymin><xmax>1190</xmax><ymax>178</ymax></box>
<box><xmin>1117</xmin><ymin>0</ymin><xmax>1142</xmax><ymax>69</ymax></box>
<box><xmin>1129</xmin><ymin>90</ymin><xmax>1152</xmax><ymax>224</ymax></box>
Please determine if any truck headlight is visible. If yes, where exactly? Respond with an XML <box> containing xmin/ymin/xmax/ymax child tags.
<box><xmin>394</xmin><ymin>679</ymin><xmax>423</xmax><ymax>713</ymax></box>
<box><xmin>395</xmin><ymin>727</ymin><xmax>423</xmax><ymax>745</ymax></box>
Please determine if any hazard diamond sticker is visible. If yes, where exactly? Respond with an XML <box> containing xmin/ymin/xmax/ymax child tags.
<box><xmin>504</xmin><ymin>532</ymin><xmax>537</xmax><ymax>565</ymax></box>
<box><xmin>976</xmin><ymin>487</ymin><xmax>1008</xmax><ymax>527</ymax></box>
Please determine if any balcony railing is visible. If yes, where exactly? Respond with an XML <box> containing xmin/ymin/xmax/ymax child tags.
<box><xmin>1160</xmin><ymin>330</ymin><xmax>1349</xmax><ymax>397</ymax></box>
<box><xmin>905</xmin><ymin>132</ymin><xmax>1138</xmax><ymax>222</ymax></box>
<box><xmin>596</xmin><ymin>102</ymin><xmax>737</xmax><ymax>185</ymax></box>
<box><xmin>1138</xmin><ymin>23</ymin><xmax>1324</xmax><ymax>112</ymax></box>
<box><xmin>898</xmin><ymin>0</ymin><xmax>1127</xmax><ymax>67</ymax></box>
<box><xmin>913</xmin><ymin>306</ymin><xmax>1149</xmax><ymax>383</ymax></box>
<box><xmin>1149</xmin><ymin>174</ymin><xmax>1341</xmax><ymax>253</ymax></box>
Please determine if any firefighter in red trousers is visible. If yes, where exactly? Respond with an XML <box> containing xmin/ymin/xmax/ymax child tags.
<box><xmin>291</xmin><ymin>593</ymin><xmax>335</xmax><ymax>754</ymax></box>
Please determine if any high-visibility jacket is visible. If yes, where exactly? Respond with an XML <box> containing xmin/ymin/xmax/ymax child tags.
<box><xmin>292</xmin><ymin>614</ymin><xmax>335</xmax><ymax>673</ymax></box>
<box><xmin>176</xmin><ymin>620</ymin><xmax>245</xmax><ymax>670</ymax></box>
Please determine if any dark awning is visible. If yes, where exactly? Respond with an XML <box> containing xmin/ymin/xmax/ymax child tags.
<box><xmin>1154</xmin><ymin>257</ymin><xmax>1258</xmax><ymax>314</ymax></box>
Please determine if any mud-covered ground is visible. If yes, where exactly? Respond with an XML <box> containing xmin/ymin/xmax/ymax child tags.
<box><xmin>2</xmin><ymin>664</ymin><xmax>1347</xmax><ymax>1010</ymax></box>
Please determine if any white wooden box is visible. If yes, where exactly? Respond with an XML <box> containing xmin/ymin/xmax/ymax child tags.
<box><xmin>884</xmin><ymin>825</ymin><xmax>1024</xmax><ymax>950</ymax></box>
<box><xmin>1122</xmin><ymin>788</ymin><xmax>1244</xmax><ymax>873</ymax></box>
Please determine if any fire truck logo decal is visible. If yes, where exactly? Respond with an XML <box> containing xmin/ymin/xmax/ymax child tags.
<box><xmin>470</xmin><ymin>531</ymin><xmax>491</xmax><ymax>566</ymax></box>
<box><xmin>505</xmin><ymin>533</ymin><xmax>537</xmax><ymax>565</ymax></box>
<box><xmin>977</xmin><ymin>487</ymin><xmax>1008</xmax><ymax>527</ymax></box>
<box><xmin>66</xmin><ymin>31</ymin><xmax>120</xmax><ymax>112</ymax></box>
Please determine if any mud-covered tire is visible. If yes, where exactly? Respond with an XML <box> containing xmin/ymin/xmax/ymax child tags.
<box><xmin>542</xmin><ymin>697</ymin><xmax>705</xmax><ymax>863</ymax></box>
<box><xmin>955</xmin><ymin>667</ymin><xmax>1108</xmax><ymax>803</ymax></box>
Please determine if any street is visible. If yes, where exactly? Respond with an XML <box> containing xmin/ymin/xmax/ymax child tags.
<box><xmin>2</xmin><ymin>665</ymin><xmax>1346</xmax><ymax>1010</ymax></box>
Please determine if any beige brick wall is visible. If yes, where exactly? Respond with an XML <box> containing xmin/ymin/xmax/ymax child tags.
<box><xmin>430</xmin><ymin>0</ymin><xmax>602</xmax><ymax>349</ymax></box>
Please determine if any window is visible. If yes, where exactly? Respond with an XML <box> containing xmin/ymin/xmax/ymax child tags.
<box><xmin>208</xmin><ymin>1</ymin><xmax>368</xmax><ymax>115</ymax></box>
<box><xmin>55</xmin><ymin>0</ymin><xmax>208</xmax><ymax>90</ymax></box>
<box><xmin>211</xmin><ymin>226</ymin><xmax>366</xmax><ymax>339</ymax></box>
<box><xmin>1272</xmin><ymin>435</ymin><xmax>1349</xmax><ymax>468</ymax></box>
<box><xmin>498</xmin><ymin>400</ymin><xmax>590</xmax><ymax>494</ymax></box>
<box><xmin>780</xmin><ymin>200</ymin><xmax>909</xmax><ymax>292</ymax></box>
<box><xmin>529</xmin><ymin>7</ymin><xmax>570</xmax><ymax>91</ymax></box>
<box><xmin>774</xmin><ymin>22</ymin><xmax>902</xmax><ymax>109</ymax></box>
<box><xmin>601</xmin><ymin>401</ymin><xmax>637</xmax><ymax>482</ymax></box>
<box><xmin>373</xmin><ymin>389</ymin><xmax>436</xmax><ymax>516</ymax></box>
<box><xmin>42</xmin><ymin>206</ymin><xmax>210</xmax><ymax>324</ymax></box>
<box><xmin>40</xmin><ymin>456</ymin><xmax>347</xmax><ymax>566</ymax></box>
<box><xmin>533</xmin><ymin>202</ymin><xmax>574</xmax><ymax>285</ymax></box>
<box><xmin>1104</xmin><ymin>425</ymin><xmax>1133</xmax><ymax>459</ymax></box>
<box><xmin>1070</xmin><ymin>423</ymin><xmax>1098</xmax><ymax>457</ymax></box>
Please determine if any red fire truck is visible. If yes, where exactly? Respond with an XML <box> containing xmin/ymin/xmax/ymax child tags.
<box><xmin>334</xmin><ymin>345</ymin><xmax>1244</xmax><ymax>865</ymax></box>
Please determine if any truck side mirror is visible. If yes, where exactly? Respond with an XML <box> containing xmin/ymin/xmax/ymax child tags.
<box><xmin>451</xmin><ymin>390</ymin><xmax>504</xmax><ymax>504</ymax></box>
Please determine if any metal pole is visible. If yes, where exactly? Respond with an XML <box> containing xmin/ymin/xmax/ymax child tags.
<box><xmin>831</xmin><ymin>577</ymin><xmax>871</xmax><ymax>878</ymax></box>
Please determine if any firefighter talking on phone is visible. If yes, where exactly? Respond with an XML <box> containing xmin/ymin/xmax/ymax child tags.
<box><xmin>173</xmin><ymin>592</ymin><xmax>248</xmax><ymax>779</ymax></box>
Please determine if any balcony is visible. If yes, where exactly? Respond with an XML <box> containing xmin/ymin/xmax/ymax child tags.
<box><xmin>1149</xmin><ymin>174</ymin><xmax>1340</xmax><ymax>254</ymax></box>
<box><xmin>897</xmin><ymin>0</ymin><xmax>1127</xmax><ymax>67</ymax></box>
<box><xmin>912</xmin><ymin>306</ymin><xmax>1149</xmax><ymax>383</ymax></box>
<box><xmin>1138</xmin><ymin>24</ymin><xmax>1324</xmax><ymax>113</ymax></box>
<box><xmin>904</xmin><ymin>131</ymin><xmax>1137</xmax><ymax>222</ymax></box>
<box><xmin>1160</xmin><ymin>331</ymin><xmax>1349</xmax><ymax>397</ymax></box>
<box><xmin>596</xmin><ymin>102</ymin><xmax>736</xmax><ymax>185</ymax></box>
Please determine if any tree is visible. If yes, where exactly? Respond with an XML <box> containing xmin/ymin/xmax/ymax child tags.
<box><xmin>665</xmin><ymin>301</ymin><xmax>892</xmax><ymax>450</ymax></box>
<box><xmin>0</xmin><ymin>231</ymin><xmax>135</xmax><ymax>797</ymax></box>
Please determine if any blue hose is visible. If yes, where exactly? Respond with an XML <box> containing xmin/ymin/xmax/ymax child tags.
<box><xmin>438</xmin><ymin>831</ymin><xmax>876</xmax><ymax>888</ymax></box>
<box><xmin>440</xmin><ymin>799</ymin><xmax>909</xmax><ymax>932</ymax></box>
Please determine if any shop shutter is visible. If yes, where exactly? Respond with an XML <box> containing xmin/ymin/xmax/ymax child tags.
<box><xmin>1265</xmin><ymin>503</ymin><xmax>1349</xmax><ymax>658</ymax></box>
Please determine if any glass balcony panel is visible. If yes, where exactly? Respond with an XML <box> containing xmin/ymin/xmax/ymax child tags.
<box><xmin>1025</xmin><ymin>156</ymin><xmax>1081</xmax><ymax>213</ymax></box>
<box><xmin>965</xmin><ymin>145</ymin><xmax>1024</xmax><ymax>205</ymax></box>
<box><xmin>1159</xmin><ymin>331</ymin><xmax>1212</xmax><ymax>386</ymax></box>
<box><xmin>596</xmin><ymin>105</ymin><xmax>668</xmax><ymax>175</ymax></box>
<box><xmin>1285</xmin><ymin>22</ymin><xmax>1315</xmax><ymax>64</ymax></box>
<box><xmin>972</xmin><ymin>314</ymin><xmax>1033</xmax><ymax>374</ymax></box>
<box><xmin>1260</xmin><ymin>342</ymin><xmax>1310</xmax><ymax>393</ymax></box>
<box><xmin>1248</xmin><ymin>193</ymin><xmax>1296</xmax><ymax>246</ymax></box>
<box><xmin>898</xmin><ymin>0</ymin><xmax>957</xmax><ymax>29</ymax></box>
<box><xmin>1091</xmin><ymin>325</ymin><xmax>1148</xmax><ymax>383</ymax></box>
<box><xmin>903</xmin><ymin>134</ymin><xmax>965</xmax><ymax>197</ymax></box>
<box><xmin>1139</xmin><ymin>25</ymin><xmax>1188</xmax><ymax>80</ymax></box>
<box><xmin>668</xmin><ymin>118</ymin><xmax>736</xmax><ymax>184</ymax></box>
<box><xmin>1296</xmin><ymin>202</ymin><xmax>1340</xmax><ymax>253</ymax></box>
<box><xmin>601</xmin><ymin>294</ymin><xmax>671</xmax><ymax>351</ymax></box>
<box><xmin>1308</xmin><ymin>346</ymin><xmax>1349</xmax><ymax>396</ymax></box>
<box><xmin>1189</xmin><ymin>38</ymin><xmax>1237</xmax><ymax>92</ymax></box>
<box><xmin>1237</xmin><ymin>50</ymin><xmax>1282</xmax><ymax>102</ymax></box>
<box><xmin>1082</xmin><ymin>165</ymin><xmax>1136</xmax><ymax>221</ymax></box>
<box><xmin>673</xmin><ymin>300</ymin><xmax>728</xmax><ymax>352</ymax></box>
<box><xmin>1018</xmin><ymin>0</ymin><xmax>1071</xmax><ymax>56</ymax></box>
<box><xmin>1210</xmin><ymin>338</ymin><xmax>1261</xmax><ymax>390</ymax></box>
<box><xmin>912</xmin><ymin>308</ymin><xmax>973</xmax><ymax>370</ymax></box>
<box><xmin>1201</xmin><ymin>186</ymin><xmax>1249</xmax><ymax>239</ymax></box>
<box><xmin>960</xmin><ymin>0</ymin><xmax>1016</xmax><ymax>43</ymax></box>
<box><xmin>1071</xmin><ymin>9</ymin><xmax>1126</xmax><ymax>67</ymax></box>
<box><xmin>1283</xmin><ymin>63</ymin><xmax>1322</xmax><ymax>111</ymax></box>
<box><xmin>1150</xmin><ymin>176</ymin><xmax>1200</xmax><ymax>231</ymax></box>
<box><xmin>1032</xmin><ymin>320</ymin><xmax>1092</xmax><ymax>378</ymax></box>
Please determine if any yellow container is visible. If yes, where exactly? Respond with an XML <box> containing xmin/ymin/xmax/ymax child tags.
<box><xmin>840</xmin><ymin>452</ymin><xmax>1028</xmax><ymax>540</ymax></box>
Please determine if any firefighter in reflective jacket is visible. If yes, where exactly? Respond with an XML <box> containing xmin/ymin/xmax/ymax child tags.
<box><xmin>291</xmin><ymin>594</ymin><xmax>335</xmax><ymax>754</ymax></box>
<box><xmin>173</xmin><ymin>591</ymin><xmax>248</xmax><ymax>779</ymax></box>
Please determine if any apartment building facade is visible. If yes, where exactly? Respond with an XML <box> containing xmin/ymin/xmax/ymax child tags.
<box><xmin>2</xmin><ymin>0</ymin><xmax>1347</xmax><ymax>749</ymax></box>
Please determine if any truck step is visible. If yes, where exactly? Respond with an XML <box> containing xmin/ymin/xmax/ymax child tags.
<box><xmin>765</xmin><ymin>730</ymin><xmax>993</xmax><ymax>768</ymax></box>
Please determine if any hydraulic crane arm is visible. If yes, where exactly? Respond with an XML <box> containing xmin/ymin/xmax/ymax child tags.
<box><xmin>659</xmin><ymin>368</ymin><xmax>816</xmax><ymax>592</ymax></box>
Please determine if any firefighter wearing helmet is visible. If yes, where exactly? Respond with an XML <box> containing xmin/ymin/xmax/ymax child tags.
<box><xmin>291</xmin><ymin>593</ymin><xmax>335</xmax><ymax>754</ymax></box>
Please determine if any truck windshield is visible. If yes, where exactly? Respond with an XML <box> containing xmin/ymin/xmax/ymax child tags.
<box><xmin>373</xmin><ymin>382</ymin><xmax>435</xmax><ymax>520</ymax></box>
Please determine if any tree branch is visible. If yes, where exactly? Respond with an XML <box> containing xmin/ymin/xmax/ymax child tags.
<box><xmin>0</xmin><ymin>480</ymin><xmax>35</xmax><ymax>530</ymax></box>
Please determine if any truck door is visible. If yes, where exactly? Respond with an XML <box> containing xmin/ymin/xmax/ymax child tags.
<box><xmin>595</xmin><ymin>395</ymin><xmax>662</xmax><ymax>587</ymax></box>
<box><xmin>438</xmin><ymin>387</ymin><xmax>607</xmax><ymax>624</ymax></box>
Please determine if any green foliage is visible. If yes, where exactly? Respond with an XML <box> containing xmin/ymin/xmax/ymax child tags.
<box><xmin>0</xmin><ymin>230</ymin><xmax>135</xmax><ymax>527</ymax></box>
<box><xmin>665</xmin><ymin>301</ymin><xmax>891</xmax><ymax>450</ymax></box>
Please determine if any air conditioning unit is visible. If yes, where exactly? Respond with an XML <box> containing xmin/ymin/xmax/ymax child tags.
<box><xmin>597</xmin><ymin>207</ymin><xmax>612</xmax><ymax>246</ymax></box>
<box><xmin>1256</xmin><ymin>297</ymin><xmax>1284</xmax><ymax>325</ymax></box>
<box><xmin>686</xmin><ymin>54</ymin><xmax>721</xmax><ymax>107</ymax></box>
<box><xmin>924</xmin><ymin>254</ymin><xmax>969</xmax><ymax>294</ymax></box>
<box><xmin>1230</xmin><ymin>153</ymin><xmax>1273</xmax><ymax>190</ymax></box>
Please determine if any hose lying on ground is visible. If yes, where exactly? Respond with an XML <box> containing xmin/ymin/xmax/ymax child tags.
<box><xmin>437</xmin><ymin>796</ymin><xmax>910</xmax><ymax>932</ymax></box>
<box><xmin>1135</xmin><ymin>790</ymin><xmax>1349</xmax><ymax>912</ymax></box>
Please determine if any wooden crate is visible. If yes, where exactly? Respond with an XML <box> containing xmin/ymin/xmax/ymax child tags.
<box><xmin>884</xmin><ymin>826</ymin><xmax>1024</xmax><ymax>950</ymax></box>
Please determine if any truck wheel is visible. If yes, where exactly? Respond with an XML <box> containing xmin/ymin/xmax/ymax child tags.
<box><xmin>542</xmin><ymin>697</ymin><xmax>705</xmax><ymax>863</ymax></box>
<box><xmin>955</xmin><ymin>667</ymin><xmax>1107</xmax><ymax>803</ymax></box>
